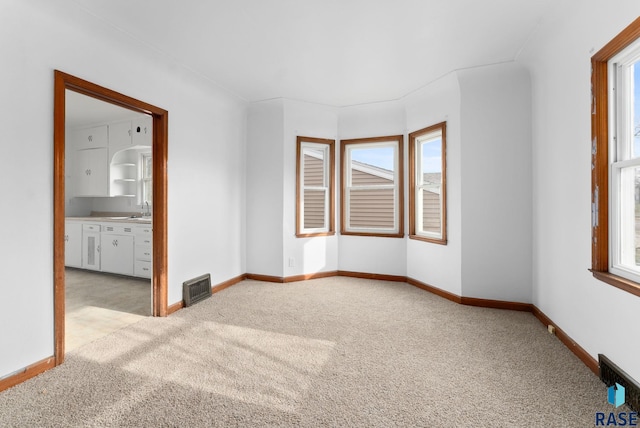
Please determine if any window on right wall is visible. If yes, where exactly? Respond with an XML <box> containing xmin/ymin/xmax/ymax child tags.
<box><xmin>408</xmin><ymin>122</ymin><xmax>447</xmax><ymax>244</ymax></box>
<box><xmin>591</xmin><ymin>17</ymin><xmax>640</xmax><ymax>297</ymax></box>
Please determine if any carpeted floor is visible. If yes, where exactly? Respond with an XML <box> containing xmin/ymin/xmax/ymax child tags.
<box><xmin>0</xmin><ymin>277</ymin><xmax>627</xmax><ymax>427</ymax></box>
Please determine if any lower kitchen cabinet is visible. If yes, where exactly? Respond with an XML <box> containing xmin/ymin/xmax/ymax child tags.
<box><xmin>134</xmin><ymin>255</ymin><xmax>152</xmax><ymax>278</ymax></box>
<box><xmin>65</xmin><ymin>221</ymin><xmax>82</xmax><ymax>268</ymax></box>
<box><xmin>134</xmin><ymin>225</ymin><xmax>152</xmax><ymax>278</ymax></box>
<box><xmin>81</xmin><ymin>224</ymin><xmax>101</xmax><ymax>271</ymax></box>
<box><xmin>65</xmin><ymin>219</ymin><xmax>150</xmax><ymax>279</ymax></box>
<box><xmin>101</xmin><ymin>226</ymin><xmax>135</xmax><ymax>276</ymax></box>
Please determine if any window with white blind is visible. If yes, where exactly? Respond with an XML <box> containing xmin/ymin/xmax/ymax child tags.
<box><xmin>296</xmin><ymin>137</ymin><xmax>335</xmax><ymax>237</ymax></box>
<box><xmin>409</xmin><ymin>122</ymin><xmax>447</xmax><ymax>244</ymax></box>
<box><xmin>340</xmin><ymin>135</ymin><xmax>404</xmax><ymax>237</ymax></box>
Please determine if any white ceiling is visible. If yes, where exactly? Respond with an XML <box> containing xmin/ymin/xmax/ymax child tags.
<box><xmin>72</xmin><ymin>0</ymin><xmax>554</xmax><ymax>107</ymax></box>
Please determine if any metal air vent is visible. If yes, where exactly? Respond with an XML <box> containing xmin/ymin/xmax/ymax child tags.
<box><xmin>599</xmin><ymin>354</ymin><xmax>640</xmax><ymax>411</ymax></box>
<box><xmin>183</xmin><ymin>273</ymin><xmax>212</xmax><ymax>307</ymax></box>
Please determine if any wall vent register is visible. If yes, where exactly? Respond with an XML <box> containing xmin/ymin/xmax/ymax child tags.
<box><xmin>599</xmin><ymin>354</ymin><xmax>640</xmax><ymax>411</ymax></box>
<box><xmin>183</xmin><ymin>274</ymin><xmax>212</xmax><ymax>307</ymax></box>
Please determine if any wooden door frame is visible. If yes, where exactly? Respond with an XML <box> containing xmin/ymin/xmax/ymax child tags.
<box><xmin>53</xmin><ymin>71</ymin><xmax>168</xmax><ymax>365</ymax></box>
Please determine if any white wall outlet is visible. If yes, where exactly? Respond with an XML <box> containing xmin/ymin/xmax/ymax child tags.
<box><xmin>288</xmin><ymin>257</ymin><xmax>295</xmax><ymax>267</ymax></box>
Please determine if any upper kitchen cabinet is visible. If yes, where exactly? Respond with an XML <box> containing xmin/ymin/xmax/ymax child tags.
<box><xmin>109</xmin><ymin>116</ymin><xmax>152</xmax><ymax>150</ymax></box>
<box><xmin>73</xmin><ymin>125</ymin><xmax>108</xmax><ymax>150</ymax></box>
<box><xmin>109</xmin><ymin>120</ymin><xmax>133</xmax><ymax>150</ymax></box>
<box><xmin>132</xmin><ymin>116</ymin><xmax>152</xmax><ymax>147</ymax></box>
<box><xmin>74</xmin><ymin>148</ymin><xmax>108</xmax><ymax>197</ymax></box>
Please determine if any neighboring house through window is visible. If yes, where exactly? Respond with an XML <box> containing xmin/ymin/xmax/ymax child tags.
<box><xmin>591</xmin><ymin>17</ymin><xmax>640</xmax><ymax>297</ymax></box>
<box><xmin>340</xmin><ymin>135</ymin><xmax>404</xmax><ymax>237</ymax></box>
<box><xmin>408</xmin><ymin>122</ymin><xmax>447</xmax><ymax>244</ymax></box>
<box><xmin>296</xmin><ymin>136</ymin><xmax>335</xmax><ymax>237</ymax></box>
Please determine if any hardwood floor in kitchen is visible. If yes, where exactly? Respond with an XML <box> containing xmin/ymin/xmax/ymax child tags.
<box><xmin>65</xmin><ymin>268</ymin><xmax>151</xmax><ymax>352</ymax></box>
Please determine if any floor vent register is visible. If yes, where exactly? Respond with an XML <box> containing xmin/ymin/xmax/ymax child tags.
<box><xmin>183</xmin><ymin>273</ymin><xmax>212</xmax><ymax>307</ymax></box>
<box><xmin>599</xmin><ymin>354</ymin><xmax>640</xmax><ymax>411</ymax></box>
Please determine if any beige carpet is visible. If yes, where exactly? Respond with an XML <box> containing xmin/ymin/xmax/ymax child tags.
<box><xmin>0</xmin><ymin>277</ymin><xmax>626</xmax><ymax>427</ymax></box>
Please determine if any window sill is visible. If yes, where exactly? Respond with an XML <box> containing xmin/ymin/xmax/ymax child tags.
<box><xmin>409</xmin><ymin>234</ymin><xmax>447</xmax><ymax>245</ymax></box>
<box><xmin>296</xmin><ymin>231</ymin><xmax>336</xmax><ymax>238</ymax></box>
<box><xmin>591</xmin><ymin>270</ymin><xmax>640</xmax><ymax>298</ymax></box>
<box><xmin>340</xmin><ymin>231</ymin><xmax>404</xmax><ymax>238</ymax></box>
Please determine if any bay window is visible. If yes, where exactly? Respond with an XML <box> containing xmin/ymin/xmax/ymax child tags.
<box><xmin>340</xmin><ymin>135</ymin><xmax>404</xmax><ymax>237</ymax></box>
<box><xmin>408</xmin><ymin>122</ymin><xmax>447</xmax><ymax>244</ymax></box>
<box><xmin>296</xmin><ymin>136</ymin><xmax>335</xmax><ymax>237</ymax></box>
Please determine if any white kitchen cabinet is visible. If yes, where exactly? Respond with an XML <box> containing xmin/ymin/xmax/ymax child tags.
<box><xmin>134</xmin><ymin>251</ymin><xmax>152</xmax><ymax>278</ymax></box>
<box><xmin>82</xmin><ymin>224</ymin><xmax>101</xmax><ymax>271</ymax></box>
<box><xmin>109</xmin><ymin>120</ymin><xmax>133</xmax><ymax>150</ymax></box>
<box><xmin>75</xmin><ymin>148</ymin><xmax>108</xmax><ymax>197</ymax></box>
<box><xmin>73</xmin><ymin>125</ymin><xmax>108</xmax><ymax>150</ymax></box>
<box><xmin>70</xmin><ymin>118</ymin><xmax>150</xmax><ymax>199</ymax></box>
<box><xmin>132</xmin><ymin>116</ymin><xmax>152</xmax><ymax>147</ymax></box>
<box><xmin>64</xmin><ymin>221</ymin><xmax>82</xmax><ymax>268</ymax></box>
<box><xmin>108</xmin><ymin>117</ymin><xmax>151</xmax><ymax>149</ymax></box>
<box><xmin>134</xmin><ymin>225</ymin><xmax>152</xmax><ymax>278</ymax></box>
<box><xmin>66</xmin><ymin>219</ymin><xmax>152</xmax><ymax>278</ymax></box>
<box><xmin>101</xmin><ymin>225</ymin><xmax>135</xmax><ymax>276</ymax></box>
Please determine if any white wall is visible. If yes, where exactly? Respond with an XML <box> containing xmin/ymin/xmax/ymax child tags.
<box><xmin>518</xmin><ymin>0</ymin><xmax>640</xmax><ymax>380</ymax></box>
<box><xmin>6</xmin><ymin>0</ymin><xmax>635</xmax><ymax>387</ymax></box>
<box><xmin>404</xmin><ymin>65</ymin><xmax>532</xmax><ymax>301</ymax></box>
<box><xmin>246</xmin><ymin>99</ymin><xmax>341</xmax><ymax>278</ymax></box>
<box><xmin>168</xmin><ymin>72</ymin><xmax>246</xmax><ymax>303</ymax></box>
<box><xmin>90</xmin><ymin>197</ymin><xmax>142</xmax><ymax>215</ymax></box>
<box><xmin>405</xmin><ymin>73</ymin><xmax>463</xmax><ymax>296</ymax></box>
<box><xmin>0</xmin><ymin>0</ymin><xmax>247</xmax><ymax>378</ymax></box>
<box><xmin>282</xmin><ymin>99</ymin><xmax>339</xmax><ymax>276</ymax></box>
<box><xmin>246</xmin><ymin>100</ymin><xmax>285</xmax><ymax>277</ymax></box>
<box><xmin>458</xmin><ymin>63</ymin><xmax>533</xmax><ymax>302</ymax></box>
<box><xmin>248</xmin><ymin>97</ymin><xmax>410</xmax><ymax>278</ymax></box>
<box><xmin>337</xmin><ymin>101</ymin><xmax>407</xmax><ymax>276</ymax></box>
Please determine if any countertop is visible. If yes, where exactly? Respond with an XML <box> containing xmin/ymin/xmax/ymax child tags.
<box><xmin>66</xmin><ymin>216</ymin><xmax>152</xmax><ymax>224</ymax></box>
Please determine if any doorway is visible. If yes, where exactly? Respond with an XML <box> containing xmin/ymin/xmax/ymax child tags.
<box><xmin>53</xmin><ymin>71</ymin><xmax>168</xmax><ymax>365</ymax></box>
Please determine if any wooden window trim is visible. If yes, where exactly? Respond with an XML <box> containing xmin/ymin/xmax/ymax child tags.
<box><xmin>591</xmin><ymin>17</ymin><xmax>640</xmax><ymax>297</ymax></box>
<box><xmin>408</xmin><ymin>122</ymin><xmax>447</xmax><ymax>245</ymax></box>
<box><xmin>340</xmin><ymin>135</ymin><xmax>404</xmax><ymax>238</ymax></box>
<box><xmin>296</xmin><ymin>136</ymin><xmax>336</xmax><ymax>237</ymax></box>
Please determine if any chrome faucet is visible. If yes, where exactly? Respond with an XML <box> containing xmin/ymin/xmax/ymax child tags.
<box><xmin>144</xmin><ymin>201</ymin><xmax>151</xmax><ymax>217</ymax></box>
